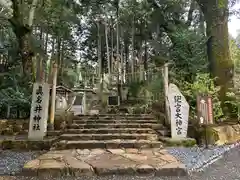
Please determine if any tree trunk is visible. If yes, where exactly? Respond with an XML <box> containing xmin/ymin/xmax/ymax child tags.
<box><xmin>186</xmin><ymin>0</ymin><xmax>196</xmax><ymax>26</ymax></box>
<box><xmin>56</xmin><ymin>36</ymin><xmax>62</xmax><ymax>85</ymax></box>
<box><xmin>197</xmin><ymin>0</ymin><xmax>233</xmax><ymax>102</ymax></box>
<box><xmin>120</xmin><ymin>28</ymin><xmax>124</xmax><ymax>85</ymax></box>
<box><xmin>111</xmin><ymin>20</ymin><xmax>114</xmax><ymax>74</ymax></box>
<box><xmin>58</xmin><ymin>40</ymin><xmax>64</xmax><ymax>84</ymax></box>
<box><xmin>9</xmin><ymin>0</ymin><xmax>39</xmax><ymax>77</ymax></box>
<box><xmin>105</xmin><ymin>22</ymin><xmax>111</xmax><ymax>75</ymax></box>
<box><xmin>144</xmin><ymin>38</ymin><xmax>148</xmax><ymax>80</ymax></box>
<box><xmin>36</xmin><ymin>26</ymin><xmax>43</xmax><ymax>82</ymax></box>
<box><xmin>116</xmin><ymin>3</ymin><xmax>122</xmax><ymax>102</ymax></box>
<box><xmin>97</xmin><ymin>21</ymin><xmax>103</xmax><ymax>105</ymax></box>
<box><xmin>43</xmin><ymin>32</ymin><xmax>49</xmax><ymax>82</ymax></box>
<box><xmin>28</xmin><ymin>0</ymin><xmax>39</xmax><ymax>27</ymax></box>
<box><xmin>131</xmin><ymin>16</ymin><xmax>135</xmax><ymax>82</ymax></box>
<box><xmin>16</xmin><ymin>29</ymin><xmax>33</xmax><ymax>76</ymax></box>
<box><xmin>124</xmin><ymin>35</ymin><xmax>129</xmax><ymax>84</ymax></box>
<box><xmin>44</xmin><ymin>32</ymin><xmax>49</xmax><ymax>54</ymax></box>
<box><xmin>48</xmin><ymin>38</ymin><xmax>55</xmax><ymax>84</ymax></box>
<box><xmin>199</xmin><ymin>9</ymin><xmax>205</xmax><ymax>35</ymax></box>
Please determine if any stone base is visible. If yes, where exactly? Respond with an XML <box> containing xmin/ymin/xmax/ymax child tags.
<box><xmin>159</xmin><ymin>137</ymin><xmax>196</xmax><ymax>147</ymax></box>
<box><xmin>0</xmin><ymin>137</ymin><xmax>57</xmax><ymax>150</ymax></box>
<box><xmin>22</xmin><ymin>148</ymin><xmax>187</xmax><ymax>177</ymax></box>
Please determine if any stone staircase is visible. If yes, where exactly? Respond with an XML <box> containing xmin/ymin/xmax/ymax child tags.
<box><xmin>52</xmin><ymin>114</ymin><xmax>164</xmax><ymax>150</ymax></box>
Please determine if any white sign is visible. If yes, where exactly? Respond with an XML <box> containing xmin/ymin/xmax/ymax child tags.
<box><xmin>28</xmin><ymin>83</ymin><xmax>50</xmax><ymax>140</ymax></box>
<box><xmin>168</xmin><ymin>83</ymin><xmax>189</xmax><ymax>138</ymax></box>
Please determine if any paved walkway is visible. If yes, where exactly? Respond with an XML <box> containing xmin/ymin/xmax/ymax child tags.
<box><xmin>23</xmin><ymin>148</ymin><xmax>186</xmax><ymax>177</ymax></box>
<box><xmin>1</xmin><ymin>146</ymin><xmax>240</xmax><ymax>179</ymax></box>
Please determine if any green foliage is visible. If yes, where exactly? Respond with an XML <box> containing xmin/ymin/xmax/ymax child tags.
<box><xmin>160</xmin><ymin>137</ymin><xmax>196</xmax><ymax>147</ymax></box>
<box><xmin>147</xmin><ymin>74</ymin><xmax>163</xmax><ymax>94</ymax></box>
<box><xmin>224</xmin><ymin>91</ymin><xmax>240</xmax><ymax>119</ymax></box>
<box><xmin>128</xmin><ymin>71</ymin><xmax>164</xmax><ymax>102</ymax></box>
<box><xmin>0</xmin><ymin>67</ymin><xmax>32</xmax><ymax>117</ymax></box>
<box><xmin>229</xmin><ymin>36</ymin><xmax>240</xmax><ymax>119</ymax></box>
<box><xmin>181</xmin><ymin>73</ymin><xmax>224</xmax><ymax>120</ymax></box>
<box><xmin>170</xmin><ymin>29</ymin><xmax>208</xmax><ymax>82</ymax></box>
<box><xmin>0</xmin><ymin>0</ymin><xmax>238</xmax><ymax>120</ymax></box>
<box><xmin>128</xmin><ymin>81</ymin><xmax>144</xmax><ymax>98</ymax></box>
<box><xmin>180</xmin><ymin>71</ymin><xmax>240</xmax><ymax>120</ymax></box>
<box><xmin>62</xmin><ymin>68</ymin><xmax>79</xmax><ymax>88</ymax></box>
<box><xmin>230</xmin><ymin>38</ymin><xmax>240</xmax><ymax>69</ymax></box>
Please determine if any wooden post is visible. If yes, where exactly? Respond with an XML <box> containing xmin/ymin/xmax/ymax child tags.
<box><xmin>7</xmin><ymin>105</ymin><xmax>11</xmax><ymax>118</ymax></box>
<box><xmin>49</xmin><ymin>63</ymin><xmax>57</xmax><ymax>130</ymax></box>
<box><xmin>163</xmin><ymin>63</ymin><xmax>170</xmax><ymax>125</ymax></box>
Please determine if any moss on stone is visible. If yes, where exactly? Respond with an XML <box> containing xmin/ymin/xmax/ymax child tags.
<box><xmin>159</xmin><ymin>137</ymin><xmax>196</xmax><ymax>147</ymax></box>
<box><xmin>0</xmin><ymin>139</ymin><xmax>55</xmax><ymax>150</ymax></box>
<box><xmin>0</xmin><ymin>119</ymin><xmax>29</xmax><ymax>135</ymax></box>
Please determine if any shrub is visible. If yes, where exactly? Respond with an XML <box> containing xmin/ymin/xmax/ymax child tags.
<box><xmin>180</xmin><ymin>73</ymin><xmax>224</xmax><ymax>121</ymax></box>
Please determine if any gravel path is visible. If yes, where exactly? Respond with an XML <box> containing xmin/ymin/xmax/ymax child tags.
<box><xmin>0</xmin><ymin>144</ymin><xmax>240</xmax><ymax>179</ymax></box>
<box><xmin>166</xmin><ymin>142</ymin><xmax>240</xmax><ymax>172</ymax></box>
<box><xmin>0</xmin><ymin>151</ymin><xmax>42</xmax><ymax>175</ymax></box>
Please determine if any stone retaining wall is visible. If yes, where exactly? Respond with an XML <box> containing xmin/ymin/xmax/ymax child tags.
<box><xmin>211</xmin><ymin>124</ymin><xmax>240</xmax><ymax>145</ymax></box>
<box><xmin>0</xmin><ymin>112</ymin><xmax>74</xmax><ymax>135</ymax></box>
<box><xmin>188</xmin><ymin>123</ymin><xmax>240</xmax><ymax>145</ymax></box>
<box><xmin>0</xmin><ymin>119</ymin><xmax>29</xmax><ymax>135</ymax></box>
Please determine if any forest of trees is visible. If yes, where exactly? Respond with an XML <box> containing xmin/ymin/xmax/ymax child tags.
<box><xmin>0</xmin><ymin>0</ymin><xmax>240</xmax><ymax>120</ymax></box>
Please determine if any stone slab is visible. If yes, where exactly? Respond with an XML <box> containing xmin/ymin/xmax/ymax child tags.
<box><xmin>70</xmin><ymin>123</ymin><xmax>162</xmax><ymax>129</ymax></box>
<box><xmin>85</xmin><ymin>152</ymin><xmax>137</xmax><ymax>175</ymax></box>
<box><xmin>60</xmin><ymin>133</ymin><xmax>158</xmax><ymax>141</ymax></box>
<box><xmin>73</xmin><ymin>120</ymin><xmax>159</xmax><ymax>124</ymax></box>
<box><xmin>54</xmin><ymin>139</ymin><xmax>163</xmax><ymax>150</ymax></box>
<box><xmin>64</xmin><ymin>128</ymin><xmax>155</xmax><ymax>134</ymax></box>
<box><xmin>155</xmin><ymin>162</ymin><xmax>187</xmax><ymax>176</ymax></box>
<box><xmin>22</xmin><ymin>159</ymin><xmax>40</xmax><ymax>176</ymax></box>
<box><xmin>22</xmin><ymin>148</ymin><xmax>187</xmax><ymax>177</ymax></box>
<box><xmin>64</xmin><ymin>155</ymin><xmax>93</xmax><ymax>176</ymax></box>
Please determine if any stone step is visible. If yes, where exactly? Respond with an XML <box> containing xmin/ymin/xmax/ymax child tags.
<box><xmin>23</xmin><ymin>149</ymin><xmax>187</xmax><ymax>177</ymax></box>
<box><xmin>76</xmin><ymin>114</ymin><xmax>152</xmax><ymax>117</ymax></box>
<box><xmin>74</xmin><ymin>115</ymin><xmax>154</xmax><ymax>120</ymax></box>
<box><xmin>64</xmin><ymin>128</ymin><xmax>156</xmax><ymax>134</ymax></box>
<box><xmin>69</xmin><ymin>123</ymin><xmax>162</xmax><ymax>129</ymax></box>
<box><xmin>59</xmin><ymin>133</ymin><xmax>158</xmax><ymax>141</ymax></box>
<box><xmin>73</xmin><ymin>119</ymin><xmax>159</xmax><ymax>124</ymax></box>
<box><xmin>156</xmin><ymin>129</ymin><xmax>171</xmax><ymax>137</ymax></box>
<box><xmin>53</xmin><ymin>140</ymin><xmax>163</xmax><ymax>149</ymax></box>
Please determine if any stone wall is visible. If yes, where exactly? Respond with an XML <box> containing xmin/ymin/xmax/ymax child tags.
<box><xmin>211</xmin><ymin>124</ymin><xmax>240</xmax><ymax>145</ymax></box>
<box><xmin>188</xmin><ymin>123</ymin><xmax>240</xmax><ymax>145</ymax></box>
<box><xmin>0</xmin><ymin>111</ymin><xmax>74</xmax><ymax>135</ymax></box>
<box><xmin>0</xmin><ymin>119</ymin><xmax>29</xmax><ymax>135</ymax></box>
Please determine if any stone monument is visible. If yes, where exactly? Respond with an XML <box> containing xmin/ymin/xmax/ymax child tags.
<box><xmin>28</xmin><ymin>82</ymin><xmax>49</xmax><ymax>140</ymax></box>
<box><xmin>167</xmin><ymin>83</ymin><xmax>189</xmax><ymax>138</ymax></box>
